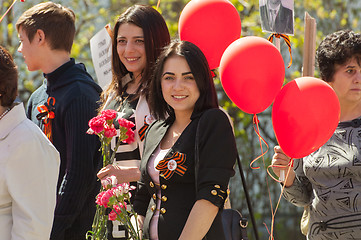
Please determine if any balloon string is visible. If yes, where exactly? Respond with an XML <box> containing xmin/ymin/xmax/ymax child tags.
<box><xmin>250</xmin><ymin>114</ymin><xmax>269</xmax><ymax>169</ymax></box>
<box><xmin>267</xmin><ymin>158</ymin><xmax>294</xmax><ymax>183</ymax></box>
<box><xmin>251</xmin><ymin>114</ymin><xmax>276</xmax><ymax>239</ymax></box>
<box><xmin>267</xmin><ymin>158</ymin><xmax>294</xmax><ymax>240</ymax></box>
<box><xmin>268</xmin><ymin>33</ymin><xmax>292</xmax><ymax>68</ymax></box>
<box><xmin>0</xmin><ymin>0</ymin><xmax>18</xmax><ymax>24</ymax></box>
<box><xmin>156</xmin><ymin>0</ymin><xmax>161</xmax><ymax>10</ymax></box>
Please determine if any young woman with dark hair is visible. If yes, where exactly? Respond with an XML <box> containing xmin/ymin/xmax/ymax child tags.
<box><xmin>96</xmin><ymin>6</ymin><xmax>170</xmax><ymax>239</ymax></box>
<box><xmin>133</xmin><ymin>40</ymin><xmax>237</xmax><ymax>240</ymax></box>
<box><xmin>97</xmin><ymin>4</ymin><xmax>170</xmax><ymax>184</ymax></box>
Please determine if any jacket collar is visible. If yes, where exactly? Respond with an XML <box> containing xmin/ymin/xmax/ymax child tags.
<box><xmin>0</xmin><ymin>103</ymin><xmax>27</xmax><ymax>140</ymax></box>
<box><xmin>44</xmin><ymin>58</ymin><xmax>75</xmax><ymax>86</ymax></box>
<box><xmin>41</xmin><ymin>58</ymin><xmax>102</xmax><ymax>94</ymax></box>
<box><xmin>140</xmin><ymin>120</ymin><xmax>169</xmax><ymax>171</ymax></box>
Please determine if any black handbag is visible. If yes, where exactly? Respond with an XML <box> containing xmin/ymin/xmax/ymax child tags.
<box><xmin>222</xmin><ymin>209</ymin><xmax>249</xmax><ymax>240</ymax></box>
<box><xmin>194</xmin><ymin>114</ymin><xmax>249</xmax><ymax>240</ymax></box>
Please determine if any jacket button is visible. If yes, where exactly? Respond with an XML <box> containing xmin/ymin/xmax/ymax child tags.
<box><xmin>153</xmin><ymin>194</ymin><xmax>156</xmax><ymax>200</ymax></box>
<box><xmin>211</xmin><ymin>190</ymin><xmax>217</xmax><ymax>196</ymax></box>
<box><xmin>161</xmin><ymin>184</ymin><xmax>167</xmax><ymax>190</ymax></box>
<box><xmin>161</xmin><ymin>196</ymin><xmax>167</xmax><ymax>202</ymax></box>
<box><xmin>151</xmin><ymin>205</ymin><xmax>156</xmax><ymax>211</ymax></box>
<box><xmin>160</xmin><ymin>208</ymin><xmax>166</xmax><ymax>214</ymax></box>
<box><xmin>214</xmin><ymin>185</ymin><xmax>220</xmax><ymax>188</ymax></box>
<box><xmin>150</xmin><ymin>182</ymin><xmax>154</xmax><ymax>188</ymax></box>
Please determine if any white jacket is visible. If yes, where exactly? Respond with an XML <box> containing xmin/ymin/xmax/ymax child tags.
<box><xmin>0</xmin><ymin>103</ymin><xmax>60</xmax><ymax>240</ymax></box>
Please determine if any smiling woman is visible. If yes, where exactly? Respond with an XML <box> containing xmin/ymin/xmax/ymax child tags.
<box><xmin>133</xmin><ymin>40</ymin><xmax>238</xmax><ymax>240</ymax></box>
<box><xmin>95</xmin><ymin>5</ymin><xmax>170</xmax><ymax>239</ymax></box>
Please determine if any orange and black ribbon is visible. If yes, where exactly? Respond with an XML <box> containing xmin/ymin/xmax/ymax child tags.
<box><xmin>268</xmin><ymin>33</ymin><xmax>292</xmax><ymax>68</ymax></box>
<box><xmin>138</xmin><ymin>116</ymin><xmax>149</xmax><ymax>141</ymax></box>
<box><xmin>36</xmin><ymin>97</ymin><xmax>55</xmax><ymax>142</ymax></box>
<box><xmin>156</xmin><ymin>152</ymin><xmax>187</xmax><ymax>180</ymax></box>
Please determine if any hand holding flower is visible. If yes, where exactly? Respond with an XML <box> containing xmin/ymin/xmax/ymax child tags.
<box><xmin>86</xmin><ymin>109</ymin><xmax>140</xmax><ymax>240</ymax></box>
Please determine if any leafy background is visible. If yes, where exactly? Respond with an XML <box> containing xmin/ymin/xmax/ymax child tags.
<box><xmin>2</xmin><ymin>0</ymin><xmax>361</xmax><ymax>239</ymax></box>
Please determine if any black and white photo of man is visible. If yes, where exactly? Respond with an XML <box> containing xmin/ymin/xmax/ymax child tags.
<box><xmin>260</xmin><ymin>0</ymin><xmax>294</xmax><ymax>35</ymax></box>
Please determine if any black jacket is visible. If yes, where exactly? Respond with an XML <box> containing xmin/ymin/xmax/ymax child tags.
<box><xmin>27</xmin><ymin>59</ymin><xmax>102</xmax><ymax>240</ymax></box>
<box><xmin>133</xmin><ymin>108</ymin><xmax>237</xmax><ymax>240</ymax></box>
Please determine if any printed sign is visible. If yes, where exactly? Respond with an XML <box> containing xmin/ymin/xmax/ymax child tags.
<box><xmin>90</xmin><ymin>24</ymin><xmax>113</xmax><ymax>89</ymax></box>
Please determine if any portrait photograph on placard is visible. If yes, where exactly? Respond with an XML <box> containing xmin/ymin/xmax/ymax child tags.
<box><xmin>259</xmin><ymin>0</ymin><xmax>294</xmax><ymax>35</ymax></box>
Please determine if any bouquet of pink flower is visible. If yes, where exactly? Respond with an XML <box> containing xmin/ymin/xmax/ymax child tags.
<box><xmin>96</xmin><ymin>177</ymin><xmax>140</xmax><ymax>240</ymax></box>
<box><xmin>86</xmin><ymin>109</ymin><xmax>140</xmax><ymax>240</ymax></box>
<box><xmin>87</xmin><ymin>109</ymin><xmax>135</xmax><ymax>167</ymax></box>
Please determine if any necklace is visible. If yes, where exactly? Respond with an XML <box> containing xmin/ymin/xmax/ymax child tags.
<box><xmin>0</xmin><ymin>107</ymin><xmax>10</xmax><ymax>120</ymax></box>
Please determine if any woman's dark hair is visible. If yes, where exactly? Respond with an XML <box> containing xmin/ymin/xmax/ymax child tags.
<box><xmin>316</xmin><ymin>29</ymin><xmax>361</xmax><ymax>82</ymax></box>
<box><xmin>150</xmin><ymin>40</ymin><xmax>219</xmax><ymax>120</ymax></box>
<box><xmin>0</xmin><ymin>46</ymin><xmax>18</xmax><ymax>107</ymax></box>
<box><xmin>100</xmin><ymin>5</ymin><xmax>170</xmax><ymax>108</ymax></box>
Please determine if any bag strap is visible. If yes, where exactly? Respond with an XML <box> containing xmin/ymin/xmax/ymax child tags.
<box><xmin>194</xmin><ymin>116</ymin><xmax>201</xmax><ymax>193</ymax></box>
<box><xmin>195</xmin><ymin>112</ymin><xmax>259</xmax><ymax>240</ymax></box>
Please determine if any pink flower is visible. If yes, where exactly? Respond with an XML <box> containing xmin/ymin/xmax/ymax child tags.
<box><xmin>123</xmin><ymin>129</ymin><xmax>135</xmax><ymax>144</ymax></box>
<box><xmin>113</xmin><ymin>202</ymin><xmax>126</xmax><ymax>212</ymax></box>
<box><xmin>88</xmin><ymin>115</ymin><xmax>105</xmax><ymax>134</ymax></box>
<box><xmin>96</xmin><ymin>189</ymin><xmax>113</xmax><ymax>208</ymax></box>
<box><xmin>118</xmin><ymin>118</ymin><xmax>135</xmax><ymax>129</ymax></box>
<box><xmin>108</xmin><ymin>202</ymin><xmax>126</xmax><ymax>221</ymax></box>
<box><xmin>113</xmin><ymin>183</ymin><xmax>136</xmax><ymax>199</ymax></box>
<box><xmin>86</xmin><ymin>128</ymin><xmax>94</xmax><ymax>135</ymax></box>
<box><xmin>101</xmin><ymin>109</ymin><xmax>117</xmax><ymax>121</ymax></box>
<box><xmin>101</xmin><ymin>175</ymin><xmax>118</xmax><ymax>189</ymax></box>
<box><xmin>104</xmin><ymin>125</ymin><xmax>117</xmax><ymax>138</ymax></box>
<box><xmin>108</xmin><ymin>210</ymin><xmax>117</xmax><ymax>221</ymax></box>
<box><xmin>95</xmin><ymin>191</ymin><xmax>105</xmax><ymax>206</ymax></box>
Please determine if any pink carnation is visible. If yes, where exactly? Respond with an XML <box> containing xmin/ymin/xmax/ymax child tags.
<box><xmin>101</xmin><ymin>109</ymin><xmax>117</xmax><ymax>121</ymax></box>
<box><xmin>123</xmin><ymin>129</ymin><xmax>135</xmax><ymax>144</ymax></box>
<box><xmin>88</xmin><ymin>115</ymin><xmax>105</xmax><ymax>134</ymax></box>
<box><xmin>113</xmin><ymin>202</ymin><xmax>126</xmax><ymax>212</ymax></box>
<box><xmin>95</xmin><ymin>191</ymin><xmax>105</xmax><ymax>206</ymax></box>
<box><xmin>96</xmin><ymin>189</ymin><xmax>113</xmax><ymax>208</ymax></box>
<box><xmin>101</xmin><ymin>175</ymin><xmax>118</xmax><ymax>189</ymax></box>
<box><xmin>118</xmin><ymin>118</ymin><xmax>135</xmax><ymax>129</ymax></box>
<box><xmin>108</xmin><ymin>210</ymin><xmax>118</xmax><ymax>221</ymax></box>
<box><xmin>108</xmin><ymin>202</ymin><xmax>126</xmax><ymax>221</ymax></box>
<box><xmin>104</xmin><ymin>125</ymin><xmax>117</xmax><ymax>138</ymax></box>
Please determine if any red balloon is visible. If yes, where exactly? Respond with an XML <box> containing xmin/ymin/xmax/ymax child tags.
<box><xmin>178</xmin><ymin>0</ymin><xmax>241</xmax><ymax>70</ymax></box>
<box><xmin>272</xmin><ymin>77</ymin><xmax>340</xmax><ymax>159</ymax></box>
<box><xmin>219</xmin><ymin>36</ymin><xmax>285</xmax><ymax>114</ymax></box>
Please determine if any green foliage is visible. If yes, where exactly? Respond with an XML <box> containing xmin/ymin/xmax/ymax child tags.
<box><xmin>2</xmin><ymin>0</ymin><xmax>360</xmax><ymax>239</ymax></box>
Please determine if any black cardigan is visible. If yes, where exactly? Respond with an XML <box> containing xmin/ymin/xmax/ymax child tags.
<box><xmin>133</xmin><ymin>108</ymin><xmax>237</xmax><ymax>240</ymax></box>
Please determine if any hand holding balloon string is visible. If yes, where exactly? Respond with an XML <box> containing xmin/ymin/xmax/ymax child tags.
<box><xmin>271</xmin><ymin>146</ymin><xmax>294</xmax><ymax>183</ymax></box>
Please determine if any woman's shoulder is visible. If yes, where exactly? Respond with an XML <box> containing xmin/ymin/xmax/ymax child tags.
<box><xmin>200</xmin><ymin>108</ymin><xmax>230</xmax><ymax>123</ymax></box>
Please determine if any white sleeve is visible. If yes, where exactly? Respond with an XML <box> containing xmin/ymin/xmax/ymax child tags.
<box><xmin>7</xmin><ymin>122</ymin><xmax>60</xmax><ymax>240</ymax></box>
